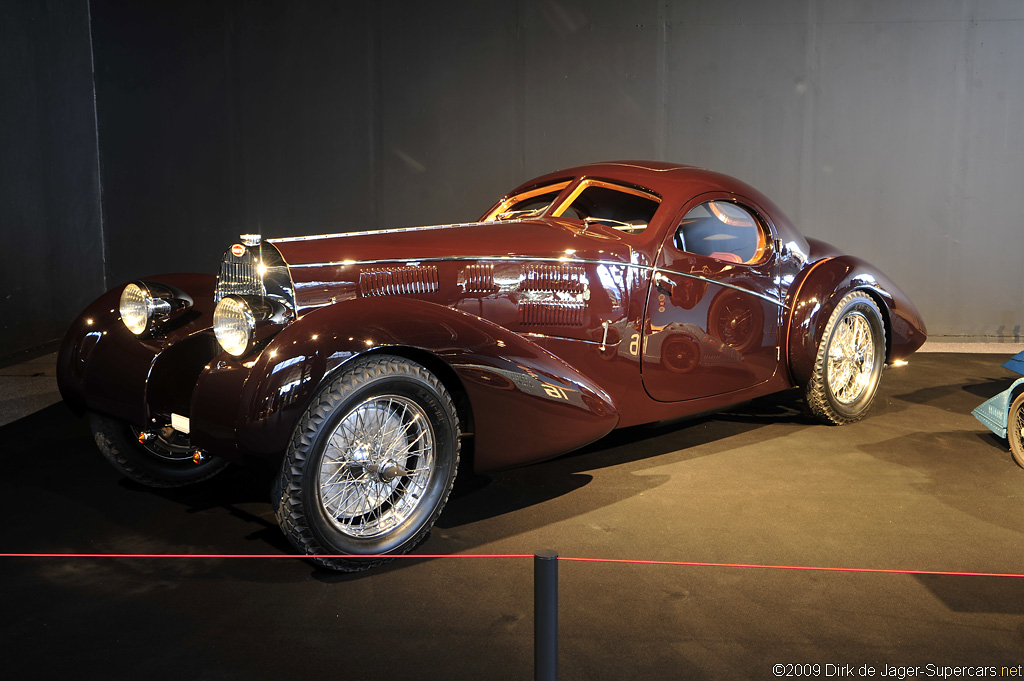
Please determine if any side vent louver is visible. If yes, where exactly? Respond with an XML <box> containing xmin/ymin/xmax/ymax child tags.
<box><xmin>520</xmin><ymin>264</ymin><xmax>587</xmax><ymax>293</ymax></box>
<box><xmin>462</xmin><ymin>263</ymin><xmax>496</xmax><ymax>293</ymax></box>
<box><xmin>359</xmin><ymin>266</ymin><xmax>439</xmax><ymax>297</ymax></box>
<box><xmin>517</xmin><ymin>263</ymin><xmax>589</xmax><ymax>327</ymax></box>
<box><xmin>519</xmin><ymin>301</ymin><xmax>586</xmax><ymax>326</ymax></box>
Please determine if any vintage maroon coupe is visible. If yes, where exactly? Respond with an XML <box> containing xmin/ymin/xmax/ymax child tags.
<box><xmin>58</xmin><ymin>161</ymin><xmax>926</xmax><ymax>570</ymax></box>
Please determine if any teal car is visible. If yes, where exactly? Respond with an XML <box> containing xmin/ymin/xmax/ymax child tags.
<box><xmin>973</xmin><ymin>351</ymin><xmax>1024</xmax><ymax>468</ymax></box>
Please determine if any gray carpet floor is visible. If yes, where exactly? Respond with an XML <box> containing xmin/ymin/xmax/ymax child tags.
<box><xmin>1</xmin><ymin>352</ymin><xmax>1022</xmax><ymax>680</ymax></box>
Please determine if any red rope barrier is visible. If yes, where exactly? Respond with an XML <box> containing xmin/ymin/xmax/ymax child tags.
<box><xmin>2</xmin><ymin>552</ymin><xmax>1022</xmax><ymax>578</ymax></box>
<box><xmin>0</xmin><ymin>552</ymin><xmax>532</xmax><ymax>560</ymax></box>
<box><xmin>557</xmin><ymin>556</ymin><xmax>1024</xmax><ymax>578</ymax></box>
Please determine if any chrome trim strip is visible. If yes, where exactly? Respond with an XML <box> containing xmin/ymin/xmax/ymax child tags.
<box><xmin>653</xmin><ymin>267</ymin><xmax>784</xmax><ymax>308</ymax></box>
<box><xmin>267</xmin><ymin>221</ymin><xmax>498</xmax><ymax>243</ymax></box>
<box><xmin>287</xmin><ymin>255</ymin><xmax>626</xmax><ymax>269</ymax></box>
<box><xmin>286</xmin><ymin>254</ymin><xmax>786</xmax><ymax>309</ymax></box>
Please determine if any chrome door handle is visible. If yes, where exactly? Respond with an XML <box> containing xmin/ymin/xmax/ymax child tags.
<box><xmin>654</xmin><ymin>271</ymin><xmax>677</xmax><ymax>295</ymax></box>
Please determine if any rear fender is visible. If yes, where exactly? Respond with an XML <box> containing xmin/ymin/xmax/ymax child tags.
<box><xmin>785</xmin><ymin>256</ymin><xmax>927</xmax><ymax>387</ymax></box>
<box><xmin>193</xmin><ymin>298</ymin><xmax>619</xmax><ymax>472</ymax></box>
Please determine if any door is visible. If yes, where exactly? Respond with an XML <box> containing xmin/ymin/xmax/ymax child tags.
<box><xmin>641</xmin><ymin>197</ymin><xmax>783</xmax><ymax>402</ymax></box>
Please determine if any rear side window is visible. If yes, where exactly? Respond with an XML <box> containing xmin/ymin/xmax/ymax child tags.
<box><xmin>675</xmin><ymin>201</ymin><xmax>768</xmax><ymax>264</ymax></box>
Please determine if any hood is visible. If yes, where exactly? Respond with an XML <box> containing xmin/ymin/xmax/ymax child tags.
<box><xmin>264</xmin><ymin>218</ymin><xmax>647</xmax><ymax>315</ymax></box>
<box><xmin>268</xmin><ymin>218</ymin><xmax>640</xmax><ymax>268</ymax></box>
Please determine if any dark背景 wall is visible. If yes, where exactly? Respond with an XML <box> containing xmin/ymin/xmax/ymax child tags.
<box><xmin>2</xmin><ymin>0</ymin><xmax>1022</xmax><ymax>360</ymax></box>
<box><xmin>0</xmin><ymin>0</ymin><xmax>105</xmax><ymax>360</ymax></box>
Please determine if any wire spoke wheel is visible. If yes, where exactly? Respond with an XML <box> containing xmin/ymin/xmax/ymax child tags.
<box><xmin>319</xmin><ymin>395</ymin><xmax>435</xmax><ymax>538</ymax></box>
<box><xmin>1009</xmin><ymin>393</ymin><xmax>1024</xmax><ymax>469</ymax></box>
<box><xmin>275</xmin><ymin>355</ymin><xmax>460</xmax><ymax>572</ymax></box>
<box><xmin>805</xmin><ymin>291</ymin><xmax>886</xmax><ymax>425</ymax></box>
<box><xmin>826</xmin><ymin>311</ymin><xmax>876</xmax><ymax>405</ymax></box>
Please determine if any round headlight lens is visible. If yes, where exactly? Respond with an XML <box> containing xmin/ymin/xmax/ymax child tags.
<box><xmin>214</xmin><ymin>296</ymin><xmax>255</xmax><ymax>356</ymax></box>
<box><xmin>120</xmin><ymin>283</ymin><xmax>153</xmax><ymax>335</ymax></box>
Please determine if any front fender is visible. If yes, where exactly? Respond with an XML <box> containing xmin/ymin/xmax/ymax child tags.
<box><xmin>785</xmin><ymin>256</ymin><xmax>927</xmax><ymax>387</ymax></box>
<box><xmin>57</xmin><ymin>273</ymin><xmax>218</xmax><ymax>425</ymax></box>
<box><xmin>192</xmin><ymin>298</ymin><xmax>620</xmax><ymax>472</ymax></box>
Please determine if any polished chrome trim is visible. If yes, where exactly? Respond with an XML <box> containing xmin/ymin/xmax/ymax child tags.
<box><xmin>520</xmin><ymin>263</ymin><xmax>587</xmax><ymax>294</ymax></box>
<box><xmin>287</xmin><ymin>253</ymin><xmax>786</xmax><ymax>310</ymax></box>
<box><xmin>267</xmin><ymin>221</ymin><xmax>497</xmax><ymax>243</ymax></box>
<box><xmin>287</xmin><ymin>254</ymin><xmax>630</xmax><ymax>269</ymax></box>
<box><xmin>462</xmin><ymin>263</ymin><xmax>495</xmax><ymax>292</ymax></box>
<box><xmin>653</xmin><ymin>266</ymin><xmax>783</xmax><ymax>308</ymax></box>
<box><xmin>122</xmin><ymin>280</ymin><xmax>194</xmax><ymax>336</ymax></box>
<box><xmin>214</xmin><ymin>240</ymin><xmax>297</xmax><ymax>321</ymax></box>
<box><xmin>599</xmin><ymin>320</ymin><xmax>611</xmax><ymax>352</ymax></box>
<box><xmin>519</xmin><ymin>300</ymin><xmax>586</xmax><ymax>326</ymax></box>
<box><xmin>215</xmin><ymin>250</ymin><xmax>265</xmax><ymax>302</ymax></box>
<box><xmin>359</xmin><ymin>266</ymin><xmax>439</xmax><ymax>297</ymax></box>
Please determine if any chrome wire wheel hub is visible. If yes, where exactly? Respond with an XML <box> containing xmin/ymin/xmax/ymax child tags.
<box><xmin>827</xmin><ymin>311</ymin><xmax>875</xmax><ymax>405</ymax></box>
<box><xmin>318</xmin><ymin>395</ymin><xmax>435</xmax><ymax>538</ymax></box>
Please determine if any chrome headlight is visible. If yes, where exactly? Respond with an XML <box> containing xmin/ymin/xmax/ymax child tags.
<box><xmin>119</xmin><ymin>281</ymin><xmax>192</xmax><ymax>336</ymax></box>
<box><xmin>213</xmin><ymin>296</ymin><xmax>256</xmax><ymax>356</ymax></box>
<box><xmin>213</xmin><ymin>294</ymin><xmax>288</xmax><ymax>357</ymax></box>
<box><xmin>120</xmin><ymin>283</ymin><xmax>154</xmax><ymax>335</ymax></box>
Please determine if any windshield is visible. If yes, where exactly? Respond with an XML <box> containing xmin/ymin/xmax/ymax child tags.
<box><xmin>483</xmin><ymin>181</ymin><xmax>571</xmax><ymax>222</ymax></box>
<box><xmin>552</xmin><ymin>179</ymin><xmax>660</xmax><ymax>234</ymax></box>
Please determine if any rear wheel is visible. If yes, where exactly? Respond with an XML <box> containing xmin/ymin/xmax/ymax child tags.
<box><xmin>1008</xmin><ymin>392</ymin><xmax>1024</xmax><ymax>469</ymax></box>
<box><xmin>89</xmin><ymin>412</ymin><xmax>228</xmax><ymax>487</ymax></box>
<box><xmin>805</xmin><ymin>291</ymin><xmax>886</xmax><ymax>425</ymax></box>
<box><xmin>274</xmin><ymin>355</ymin><xmax>460</xmax><ymax>572</ymax></box>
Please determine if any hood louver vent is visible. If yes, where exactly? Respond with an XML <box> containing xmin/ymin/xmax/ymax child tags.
<box><xmin>520</xmin><ymin>264</ymin><xmax>587</xmax><ymax>294</ymax></box>
<box><xmin>519</xmin><ymin>301</ymin><xmax>586</xmax><ymax>326</ymax></box>
<box><xmin>515</xmin><ymin>263</ymin><xmax>589</xmax><ymax>326</ymax></box>
<box><xmin>359</xmin><ymin>266</ymin><xmax>439</xmax><ymax>297</ymax></box>
<box><xmin>462</xmin><ymin>264</ymin><xmax>496</xmax><ymax>293</ymax></box>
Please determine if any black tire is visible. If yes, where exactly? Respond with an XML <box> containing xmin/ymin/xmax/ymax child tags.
<box><xmin>274</xmin><ymin>355</ymin><xmax>460</xmax><ymax>572</ymax></box>
<box><xmin>805</xmin><ymin>291</ymin><xmax>886</xmax><ymax>425</ymax></box>
<box><xmin>1009</xmin><ymin>392</ymin><xmax>1024</xmax><ymax>469</ymax></box>
<box><xmin>89</xmin><ymin>412</ymin><xmax>229</xmax><ymax>487</ymax></box>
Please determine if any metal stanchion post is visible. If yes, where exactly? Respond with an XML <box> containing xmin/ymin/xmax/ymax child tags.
<box><xmin>534</xmin><ymin>550</ymin><xmax>558</xmax><ymax>681</ymax></box>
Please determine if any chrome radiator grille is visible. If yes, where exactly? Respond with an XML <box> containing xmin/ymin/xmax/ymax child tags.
<box><xmin>214</xmin><ymin>250</ymin><xmax>266</xmax><ymax>302</ymax></box>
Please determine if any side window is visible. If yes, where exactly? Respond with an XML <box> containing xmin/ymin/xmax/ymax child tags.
<box><xmin>553</xmin><ymin>180</ymin><xmax>660</xmax><ymax>234</ymax></box>
<box><xmin>675</xmin><ymin>201</ymin><xmax>768</xmax><ymax>264</ymax></box>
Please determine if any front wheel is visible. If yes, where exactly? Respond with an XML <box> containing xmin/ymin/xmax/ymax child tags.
<box><xmin>89</xmin><ymin>412</ymin><xmax>229</xmax><ymax>487</ymax></box>
<box><xmin>805</xmin><ymin>291</ymin><xmax>887</xmax><ymax>425</ymax></box>
<box><xmin>274</xmin><ymin>355</ymin><xmax>460</xmax><ymax>572</ymax></box>
<box><xmin>1008</xmin><ymin>392</ymin><xmax>1024</xmax><ymax>469</ymax></box>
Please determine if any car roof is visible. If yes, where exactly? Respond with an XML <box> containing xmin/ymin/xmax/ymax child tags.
<box><xmin>510</xmin><ymin>160</ymin><xmax>806</xmax><ymax>249</ymax></box>
<box><xmin>516</xmin><ymin>161</ymin><xmax>756</xmax><ymax>198</ymax></box>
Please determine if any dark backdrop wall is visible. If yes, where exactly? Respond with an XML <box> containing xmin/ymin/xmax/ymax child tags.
<box><xmin>3</xmin><ymin>0</ymin><xmax>1023</xmax><ymax>359</ymax></box>
<box><xmin>0</xmin><ymin>0</ymin><xmax>105</xmax><ymax>360</ymax></box>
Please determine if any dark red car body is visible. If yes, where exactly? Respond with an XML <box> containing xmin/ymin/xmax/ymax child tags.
<box><xmin>58</xmin><ymin>161</ymin><xmax>927</xmax><ymax>475</ymax></box>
